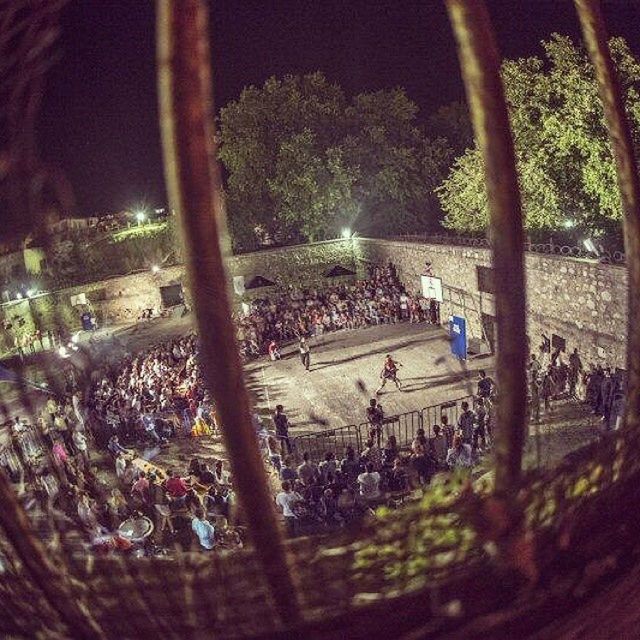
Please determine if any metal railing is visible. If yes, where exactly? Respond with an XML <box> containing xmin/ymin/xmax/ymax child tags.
<box><xmin>389</xmin><ymin>233</ymin><xmax>626</xmax><ymax>264</ymax></box>
<box><xmin>292</xmin><ymin>395</ymin><xmax>474</xmax><ymax>463</ymax></box>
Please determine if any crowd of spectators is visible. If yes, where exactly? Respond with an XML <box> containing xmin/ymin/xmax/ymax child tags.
<box><xmin>527</xmin><ymin>340</ymin><xmax>626</xmax><ymax>430</ymax></box>
<box><xmin>236</xmin><ymin>263</ymin><xmax>439</xmax><ymax>358</ymax></box>
<box><xmin>269</xmin><ymin>380</ymin><xmax>498</xmax><ymax>537</ymax></box>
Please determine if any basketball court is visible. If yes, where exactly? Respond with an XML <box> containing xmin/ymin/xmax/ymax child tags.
<box><xmin>244</xmin><ymin>322</ymin><xmax>494</xmax><ymax>437</ymax></box>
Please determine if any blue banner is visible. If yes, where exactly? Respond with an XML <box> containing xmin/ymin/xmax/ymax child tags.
<box><xmin>449</xmin><ymin>315</ymin><xmax>467</xmax><ymax>360</ymax></box>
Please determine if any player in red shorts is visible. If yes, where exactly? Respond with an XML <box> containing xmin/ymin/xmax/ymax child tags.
<box><xmin>376</xmin><ymin>354</ymin><xmax>403</xmax><ymax>395</ymax></box>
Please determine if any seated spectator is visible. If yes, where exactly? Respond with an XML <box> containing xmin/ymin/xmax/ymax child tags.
<box><xmin>318</xmin><ymin>452</ymin><xmax>337</xmax><ymax>483</ymax></box>
<box><xmin>357</xmin><ymin>462</ymin><xmax>382</xmax><ymax>502</ymax></box>
<box><xmin>387</xmin><ymin>458</ymin><xmax>409</xmax><ymax>493</ymax></box>
<box><xmin>191</xmin><ymin>508</ymin><xmax>216</xmax><ymax>550</ymax></box>
<box><xmin>446</xmin><ymin>434</ymin><xmax>473</xmax><ymax>469</ymax></box>
<box><xmin>360</xmin><ymin>440</ymin><xmax>382</xmax><ymax>471</ymax></box>
<box><xmin>165</xmin><ymin>468</ymin><xmax>189</xmax><ymax>501</ymax></box>
<box><xmin>381</xmin><ymin>435</ymin><xmax>399</xmax><ymax>468</ymax></box>
<box><xmin>340</xmin><ymin>446</ymin><xmax>360</xmax><ymax>481</ymax></box>
<box><xmin>198</xmin><ymin>462</ymin><xmax>216</xmax><ymax>485</ymax></box>
<box><xmin>108</xmin><ymin>435</ymin><xmax>129</xmax><ymax>458</ymax></box>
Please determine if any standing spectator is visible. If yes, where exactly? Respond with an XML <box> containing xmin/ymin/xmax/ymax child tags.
<box><xmin>131</xmin><ymin>471</ymin><xmax>150</xmax><ymax>503</ymax></box>
<box><xmin>541</xmin><ymin>367</ymin><xmax>554</xmax><ymax>416</ymax></box>
<box><xmin>297</xmin><ymin>452</ymin><xmax>318</xmax><ymax>487</ymax></box>
<box><xmin>72</xmin><ymin>428</ymin><xmax>89</xmax><ymax>467</ymax></box>
<box><xmin>428</xmin><ymin>424</ymin><xmax>448</xmax><ymax>469</ymax></box>
<box><xmin>477</xmin><ymin>370</ymin><xmax>494</xmax><ymax>400</ymax></box>
<box><xmin>458</xmin><ymin>402</ymin><xmax>475</xmax><ymax>445</ymax></box>
<box><xmin>340</xmin><ymin>446</ymin><xmax>360</xmax><ymax>482</ymax></box>
<box><xmin>273</xmin><ymin>405</ymin><xmax>292</xmax><ymax>455</ymax></box>
<box><xmin>530</xmin><ymin>375</ymin><xmax>542</xmax><ymax>424</ymax></box>
<box><xmin>366</xmin><ymin>399</ymin><xmax>384</xmax><ymax>446</ymax></box>
<box><xmin>360</xmin><ymin>439</ymin><xmax>382</xmax><ymax>471</ymax></box>
<box><xmin>275</xmin><ymin>481</ymin><xmax>302</xmax><ymax>537</ymax></box>
<box><xmin>473</xmin><ymin>399</ymin><xmax>487</xmax><ymax>451</ymax></box>
<box><xmin>568</xmin><ymin>348</ymin><xmax>583</xmax><ymax>398</ymax></box>
<box><xmin>441</xmin><ymin>414</ymin><xmax>454</xmax><ymax>448</ymax></box>
<box><xmin>299</xmin><ymin>337</ymin><xmax>311</xmax><ymax>371</ymax></box>
<box><xmin>318</xmin><ymin>452</ymin><xmax>338</xmax><ymax>483</ymax></box>
<box><xmin>268</xmin><ymin>340</ymin><xmax>281</xmax><ymax>361</ymax></box>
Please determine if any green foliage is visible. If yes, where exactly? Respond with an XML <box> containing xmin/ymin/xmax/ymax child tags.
<box><xmin>219</xmin><ymin>72</ymin><xmax>452</xmax><ymax>249</ymax></box>
<box><xmin>48</xmin><ymin>222</ymin><xmax>179</xmax><ymax>287</ymax></box>
<box><xmin>437</xmin><ymin>35</ymin><xmax>640</xmax><ymax>238</ymax></box>
<box><xmin>427</xmin><ymin>101</ymin><xmax>474</xmax><ymax>156</ymax></box>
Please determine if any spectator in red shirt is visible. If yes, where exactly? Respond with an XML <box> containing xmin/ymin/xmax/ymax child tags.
<box><xmin>165</xmin><ymin>468</ymin><xmax>189</xmax><ymax>500</ymax></box>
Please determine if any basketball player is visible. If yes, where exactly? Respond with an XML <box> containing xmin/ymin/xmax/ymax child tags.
<box><xmin>376</xmin><ymin>354</ymin><xmax>403</xmax><ymax>395</ymax></box>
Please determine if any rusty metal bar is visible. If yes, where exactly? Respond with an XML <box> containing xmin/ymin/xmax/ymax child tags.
<box><xmin>156</xmin><ymin>0</ymin><xmax>300</xmax><ymax>624</ymax></box>
<box><xmin>574</xmin><ymin>0</ymin><xmax>640</xmax><ymax>431</ymax></box>
<box><xmin>445</xmin><ymin>0</ymin><xmax>528</xmax><ymax>495</ymax></box>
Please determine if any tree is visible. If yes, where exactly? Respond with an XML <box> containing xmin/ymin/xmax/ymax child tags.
<box><xmin>427</xmin><ymin>101</ymin><xmax>474</xmax><ymax>156</ymax></box>
<box><xmin>219</xmin><ymin>73</ymin><xmax>451</xmax><ymax>249</ymax></box>
<box><xmin>437</xmin><ymin>35</ymin><xmax>640</xmax><ymax>240</ymax></box>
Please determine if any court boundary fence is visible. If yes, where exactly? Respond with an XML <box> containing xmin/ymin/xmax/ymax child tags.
<box><xmin>291</xmin><ymin>395</ymin><xmax>474</xmax><ymax>463</ymax></box>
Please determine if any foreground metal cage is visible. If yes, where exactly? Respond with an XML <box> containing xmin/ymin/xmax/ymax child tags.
<box><xmin>0</xmin><ymin>0</ymin><xmax>639</xmax><ymax>638</ymax></box>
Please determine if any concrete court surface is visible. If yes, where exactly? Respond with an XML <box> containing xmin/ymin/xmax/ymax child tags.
<box><xmin>244</xmin><ymin>322</ymin><xmax>493</xmax><ymax>437</ymax></box>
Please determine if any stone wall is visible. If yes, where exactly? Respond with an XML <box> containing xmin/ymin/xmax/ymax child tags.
<box><xmin>0</xmin><ymin>239</ymin><xmax>357</xmax><ymax>352</ymax></box>
<box><xmin>354</xmin><ymin>238</ymin><xmax>627</xmax><ymax>367</ymax></box>
<box><xmin>1</xmin><ymin>236</ymin><xmax>626</xmax><ymax>368</ymax></box>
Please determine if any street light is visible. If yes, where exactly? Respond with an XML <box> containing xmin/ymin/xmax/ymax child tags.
<box><xmin>341</xmin><ymin>227</ymin><xmax>352</xmax><ymax>239</ymax></box>
<box><xmin>135</xmin><ymin>210</ymin><xmax>146</xmax><ymax>224</ymax></box>
<box><xmin>151</xmin><ymin>265</ymin><xmax>160</xmax><ymax>274</ymax></box>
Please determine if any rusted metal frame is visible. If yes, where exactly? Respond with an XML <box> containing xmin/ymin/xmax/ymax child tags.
<box><xmin>445</xmin><ymin>0</ymin><xmax>528</xmax><ymax>496</ymax></box>
<box><xmin>0</xmin><ymin>472</ymin><xmax>105</xmax><ymax>639</ymax></box>
<box><xmin>156</xmin><ymin>0</ymin><xmax>300</xmax><ymax>624</ymax></box>
<box><xmin>574</xmin><ymin>0</ymin><xmax>640</xmax><ymax>431</ymax></box>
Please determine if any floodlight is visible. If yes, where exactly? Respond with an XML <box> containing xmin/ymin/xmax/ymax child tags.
<box><xmin>135</xmin><ymin>210</ymin><xmax>146</xmax><ymax>223</ymax></box>
<box><xmin>341</xmin><ymin>227</ymin><xmax>352</xmax><ymax>239</ymax></box>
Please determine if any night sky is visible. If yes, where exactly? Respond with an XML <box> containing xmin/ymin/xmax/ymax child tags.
<box><xmin>36</xmin><ymin>0</ymin><xmax>640</xmax><ymax>217</ymax></box>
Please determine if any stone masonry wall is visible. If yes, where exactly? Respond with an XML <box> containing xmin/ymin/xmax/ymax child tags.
<box><xmin>1</xmin><ymin>236</ymin><xmax>627</xmax><ymax>368</ymax></box>
<box><xmin>354</xmin><ymin>238</ymin><xmax>627</xmax><ymax>368</ymax></box>
<box><xmin>0</xmin><ymin>240</ymin><xmax>357</xmax><ymax>351</ymax></box>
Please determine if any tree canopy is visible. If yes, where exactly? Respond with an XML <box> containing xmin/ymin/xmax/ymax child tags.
<box><xmin>218</xmin><ymin>72</ymin><xmax>452</xmax><ymax>249</ymax></box>
<box><xmin>437</xmin><ymin>35</ymin><xmax>640</xmax><ymax>239</ymax></box>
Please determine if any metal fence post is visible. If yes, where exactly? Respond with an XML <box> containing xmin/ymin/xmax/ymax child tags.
<box><xmin>575</xmin><ymin>0</ymin><xmax>640</xmax><ymax>432</ymax></box>
<box><xmin>156</xmin><ymin>0</ymin><xmax>300</xmax><ymax>624</ymax></box>
<box><xmin>446</xmin><ymin>0</ymin><xmax>528</xmax><ymax>498</ymax></box>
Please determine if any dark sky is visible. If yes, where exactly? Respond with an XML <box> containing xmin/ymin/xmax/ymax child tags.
<box><xmin>36</xmin><ymin>0</ymin><xmax>640</xmax><ymax>217</ymax></box>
